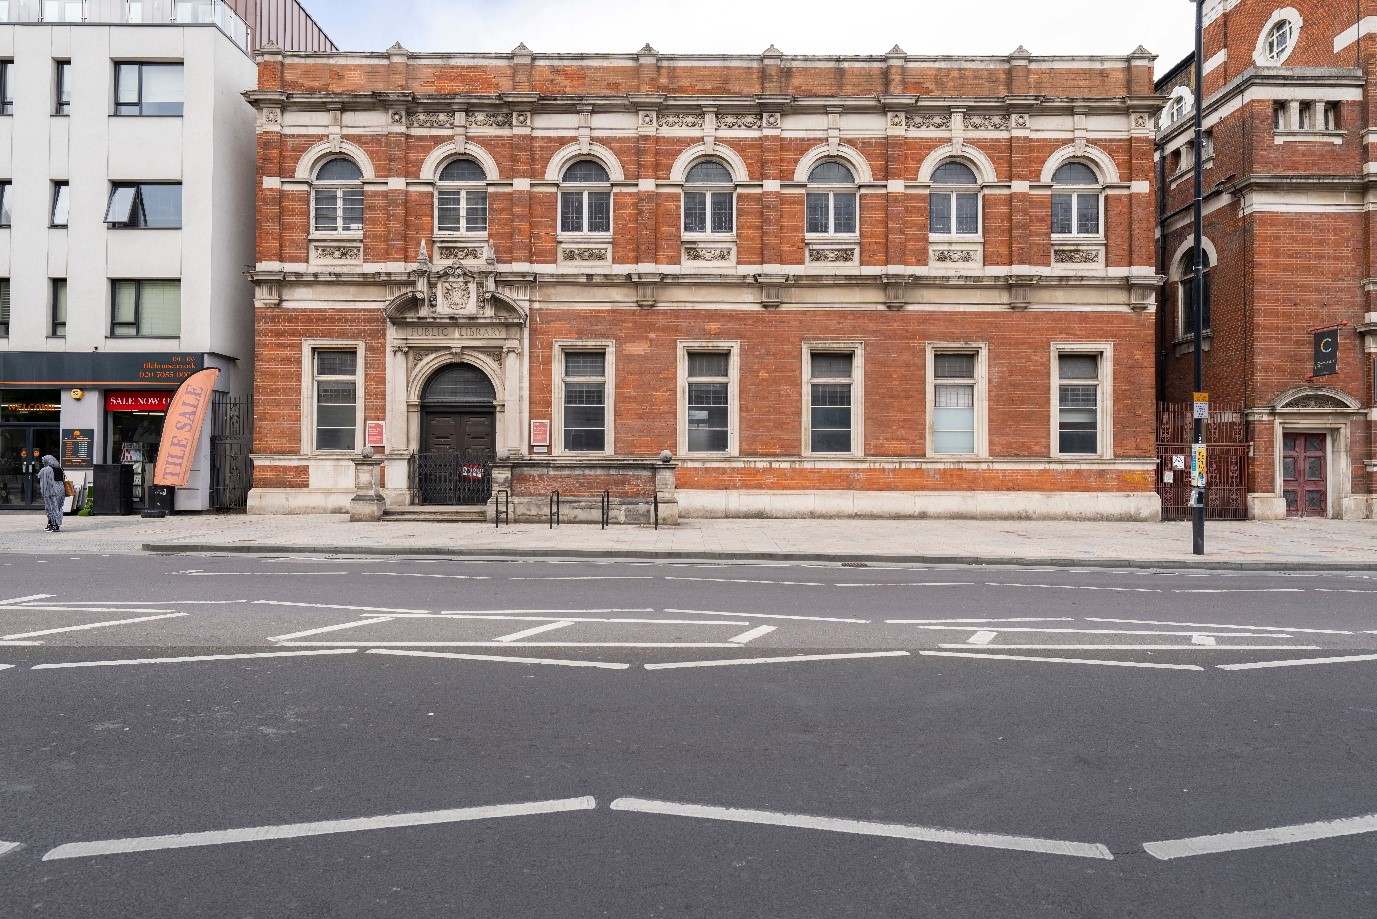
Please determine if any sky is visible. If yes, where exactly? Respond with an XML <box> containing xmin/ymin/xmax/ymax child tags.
<box><xmin>302</xmin><ymin>0</ymin><xmax>1198</xmax><ymax>76</ymax></box>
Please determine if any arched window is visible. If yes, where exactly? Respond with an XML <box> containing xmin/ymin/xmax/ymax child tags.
<box><xmin>559</xmin><ymin>159</ymin><xmax>612</xmax><ymax>235</ymax></box>
<box><xmin>423</xmin><ymin>364</ymin><xmax>497</xmax><ymax>404</ymax></box>
<box><xmin>1264</xmin><ymin>19</ymin><xmax>1294</xmax><ymax>62</ymax></box>
<box><xmin>805</xmin><ymin>161</ymin><xmax>857</xmax><ymax>236</ymax></box>
<box><xmin>437</xmin><ymin>158</ymin><xmax>488</xmax><ymax>235</ymax></box>
<box><xmin>312</xmin><ymin>157</ymin><xmax>364</xmax><ymax>234</ymax></box>
<box><xmin>1178</xmin><ymin>251</ymin><xmax>1213</xmax><ymax>336</ymax></box>
<box><xmin>683</xmin><ymin>159</ymin><xmax>735</xmax><ymax>235</ymax></box>
<box><xmin>929</xmin><ymin>160</ymin><xmax>980</xmax><ymax>237</ymax></box>
<box><xmin>1050</xmin><ymin>161</ymin><xmax>1102</xmax><ymax>237</ymax></box>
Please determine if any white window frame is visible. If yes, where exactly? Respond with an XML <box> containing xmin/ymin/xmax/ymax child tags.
<box><xmin>435</xmin><ymin>159</ymin><xmax>488</xmax><ymax>237</ymax></box>
<box><xmin>311</xmin><ymin>159</ymin><xmax>365</xmax><ymax>237</ymax></box>
<box><xmin>677</xmin><ymin>341</ymin><xmax>740</xmax><ymax>457</ymax></box>
<box><xmin>1050</xmin><ymin>166</ymin><xmax>1104</xmax><ymax>240</ymax></box>
<box><xmin>1254</xmin><ymin>9</ymin><xmax>1302</xmax><ymax>67</ymax></box>
<box><xmin>558</xmin><ymin>164</ymin><xmax>613</xmax><ymax>238</ymax></box>
<box><xmin>804</xmin><ymin>165</ymin><xmax>860</xmax><ymax>240</ymax></box>
<box><xmin>553</xmin><ymin>341</ymin><xmax>615</xmax><ymax>456</ymax></box>
<box><xmin>301</xmin><ymin>340</ymin><xmax>365</xmax><ymax>456</ymax></box>
<box><xmin>801</xmin><ymin>342</ymin><xmax>864</xmax><ymax>458</ymax></box>
<box><xmin>681</xmin><ymin>161</ymin><xmax>736</xmax><ymax>238</ymax></box>
<box><xmin>1050</xmin><ymin>343</ymin><xmax>1113</xmax><ymax>460</ymax></box>
<box><xmin>925</xmin><ymin>343</ymin><xmax>988</xmax><ymax>458</ymax></box>
<box><xmin>1176</xmin><ymin>255</ymin><xmax>1213</xmax><ymax>339</ymax></box>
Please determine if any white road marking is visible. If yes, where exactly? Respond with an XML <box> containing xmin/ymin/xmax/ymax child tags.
<box><xmin>989</xmin><ymin>583</ymin><xmax>1161</xmax><ymax>593</ymax></box>
<box><xmin>728</xmin><ymin>625</ymin><xmax>777</xmax><ymax>644</ymax></box>
<box><xmin>0</xmin><ymin>840</ymin><xmax>22</xmax><ymax>857</ymax></box>
<box><xmin>43</xmin><ymin>796</ymin><xmax>598</xmax><ymax>861</ymax></box>
<box><xmin>666</xmin><ymin>608</ymin><xmax>869</xmax><ymax>624</ymax></box>
<box><xmin>937</xmin><ymin>644</ymin><xmax>1320</xmax><ymax>651</ymax></box>
<box><xmin>0</xmin><ymin>664</ymin><xmax>14</xmax><ymax>671</ymax></box>
<box><xmin>1144</xmin><ymin>813</ymin><xmax>1377</xmax><ymax>860</ymax></box>
<box><xmin>967</xmin><ymin>631</ymin><xmax>998</xmax><ymax>645</ymax></box>
<box><xmin>281</xmin><ymin>641</ymin><xmax>745</xmax><ymax>649</ymax></box>
<box><xmin>32</xmin><ymin>650</ymin><xmax>361</xmax><ymax>670</ymax></box>
<box><xmin>0</xmin><ymin>641</ymin><xmax>43</xmax><ymax>646</ymax></box>
<box><xmin>185</xmin><ymin>571</ymin><xmax>350</xmax><ymax>576</ymax></box>
<box><xmin>33</xmin><ymin>600</ymin><xmax>245</xmax><ymax>606</ymax></box>
<box><xmin>267</xmin><ymin>618</ymin><xmax>395</xmax><ymax>642</ymax></box>
<box><xmin>510</xmin><ymin>576</ymin><xmax>656</xmax><ymax>581</ymax></box>
<box><xmin>0</xmin><ymin>594</ymin><xmax>54</xmax><ymax>605</ymax></box>
<box><xmin>440</xmin><ymin>608</ymin><xmax>655</xmax><ymax>615</ymax></box>
<box><xmin>920</xmin><ymin>651</ymin><xmax>1205</xmax><ymax>671</ymax></box>
<box><xmin>2</xmin><ymin>606</ymin><xmax>175</xmax><ymax>614</ymax></box>
<box><xmin>1218</xmin><ymin>653</ymin><xmax>1377</xmax><ymax>671</ymax></box>
<box><xmin>834</xmin><ymin>582</ymin><xmax>977</xmax><ymax>589</ymax></box>
<box><xmin>412</xmin><ymin>615</ymin><xmax>750</xmax><ymax>626</ymax></box>
<box><xmin>0</xmin><ymin>613</ymin><xmax>187</xmax><ymax>641</ymax></box>
<box><xmin>366</xmin><ymin>649</ymin><xmax>630</xmax><ymax>670</ymax></box>
<box><xmin>1087</xmin><ymin>617</ymin><xmax>1354</xmax><ymax>636</ymax></box>
<box><xmin>664</xmin><ymin>576</ymin><xmax>828</xmax><ymax>587</ymax></box>
<box><xmin>917</xmin><ymin>627</ymin><xmax>1295</xmax><ymax>639</ymax></box>
<box><xmin>887</xmin><ymin>618</ymin><xmax>1075</xmax><ymax>625</ymax></box>
<box><xmin>645</xmin><ymin>651</ymin><xmax>911</xmax><ymax>671</ymax></box>
<box><xmin>255</xmin><ymin>600</ymin><xmax>430</xmax><ymax>614</ymax></box>
<box><xmin>495</xmin><ymin>621</ymin><xmax>575</xmax><ymax>642</ymax></box>
<box><xmin>609</xmin><ymin>798</ymin><xmax>1113</xmax><ymax>861</ymax></box>
<box><xmin>1191</xmin><ymin>635</ymin><xmax>1217</xmax><ymax>646</ymax></box>
<box><xmin>1172</xmin><ymin>588</ymin><xmax>1304</xmax><ymax>594</ymax></box>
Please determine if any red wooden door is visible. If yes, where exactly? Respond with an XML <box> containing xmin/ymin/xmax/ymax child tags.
<box><xmin>1282</xmin><ymin>433</ymin><xmax>1328</xmax><ymax>518</ymax></box>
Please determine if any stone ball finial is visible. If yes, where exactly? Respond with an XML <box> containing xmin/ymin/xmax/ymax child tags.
<box><xmin>659</xmin><ymin>450</ymin><xmax>673</xmax><ymax>464</ymax></box>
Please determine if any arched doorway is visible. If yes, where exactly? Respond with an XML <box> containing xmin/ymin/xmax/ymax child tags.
<box><xmin>416</xmin><ymin>364</ymin><xmax>497</xmax><ymax>505</ymax></box>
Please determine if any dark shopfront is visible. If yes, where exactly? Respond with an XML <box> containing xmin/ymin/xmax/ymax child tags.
<box><xmin>0</xmin><ymin>390</ymin><xmax>61</xmax><ymax>508</ymax></box>
<box><xmin>106</xmin><ymin>391</ymin><xmax>173</xmax><ymax>509</ymax></box>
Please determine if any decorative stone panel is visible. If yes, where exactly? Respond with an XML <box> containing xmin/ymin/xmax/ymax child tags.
<box><xmin>559</xmin><ymin>245</ymin><xmax>612</xmax><ymax>264</ymax></box>
<box><xmin>907</xmin><ymin>113</ymin><xmax>952</xmax><ymax>130</ymax></box>
<box><xmin>682</xmin><ymin>243</ymin><xmax>736</xmax><ymax>266</ymax></box>
<box><xmin>469</xmin><ymin>112</ymin><xmax>513</xmax><ymax>127</ymax></box>
<box><xmin>659</xmin><ymin>113</ymin><xmax>705</xmax><ymax>128</ymax></box>
<box><xmin>805</xmin><ymin>245</ymin><xmax>858</xmax><ymax>265</ymax></box>
<box><xmin>311</xmin><ymin>242</ymin><xmax>364</xmax><ymax>264</ymax></box>
<box><xmin>929</xmin><ymin>244</ymin><xmax>983</xmax><ymax>268</ymax></box>
<box><xmin>435</xmin><ymin>244</ymin><xmax>487</xmax><ymax>262</ymax></box>
<box><xmin>716</xmin><ymin>113</ymin><xmax>762</xmax><ymax>129</ymax></box>
<box><xmin>408</xmin><ymin>111</ymin><xmax>454</xmax><ymax>128</ymax></box>
<box><xmin>1052</xmin><ymin>246</ymin><xmax>1104</xmax><ymax>266</ymax></box>
<box><xmin>965</xmin><ymin>114</ymin><xmax>1011</xmax><ymax>131</ymax></box>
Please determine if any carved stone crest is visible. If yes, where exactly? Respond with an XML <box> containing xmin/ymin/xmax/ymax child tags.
<box><xmin>438</xmin><ymin>277</ymin><xmax>474</xmax><ymax>313</ymax></box>
<box><xmin>263</xmin><ymin>108</ymin><xmax>280</xmax><ymax>124</ymax></box>
<box><xmin>1013</xmin><ymin>114</ymin><xmax>1029</xmax><ymax>128</ymax></box>
<box><xmin>764</xmin><ymin>113</ymin><xmax>780</xmax><ymax>128</ymax></box>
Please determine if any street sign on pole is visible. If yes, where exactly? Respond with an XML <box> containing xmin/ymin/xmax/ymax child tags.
<box><xmin>1191</xmin><ymin>443</ymin><xmax>1208</xmax><ymax>488</ymax></box>
<box><xmin>1193</xmin><ymin>392</ymin><xmax>1210</xmax><ymax>421</ymax></box>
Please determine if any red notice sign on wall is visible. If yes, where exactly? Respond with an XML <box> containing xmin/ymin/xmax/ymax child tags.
<box><xmin>106</xmin><ymin>391</ymin><xmax>175</xmax><ymax>412</ymax></box>
<box><xmin>366</xmin><ymin>421</ymin><xmax>385</xmax><ymax>448</ymax></box>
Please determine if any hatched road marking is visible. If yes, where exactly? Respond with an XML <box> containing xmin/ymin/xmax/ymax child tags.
<box><xmin>367</xmin><ymin>649</ymin><xmax>630</xmax><ymax>669</ymax></box>
<box><xmin>645</xmin><ymin>651</ymin><xmax>911</xmax><ymax>671</ymax></box>
<box><xmin>1144</xmin><ymin>812</ymin><xmax>1377</xmax><ymax>861</ymax></box>
<box><xmin>0</xmin><ymin>613</ymin><xmax>187</xmax><ymax>641</ymax></box>
<box><xmin>32</xmin><ymin>650</ymin><xmax>361</xmax><ymax>670</ymax></box>
<box><xmin>920</xmin><ymin>651</ymin><xmax>1205</xmax><ymax>671</ymax></box>
<box><xmin>1218</xmin><ymin>653</ymin><xmax>1377</xmax><ymax>671</ymax></box>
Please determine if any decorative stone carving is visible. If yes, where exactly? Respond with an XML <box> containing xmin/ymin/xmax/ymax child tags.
<box><xmin>933</xmin><ymin>249</ymin><xmax>977</xmax><ymax>263</ymax></box>
<box><xmin>1284</xmin><ymin>395</ymin><xmax>1349</xmax><ymax>410</ymax></box>
<box><xmin>641</xmin><ymin>112</ymin><xmax>656</xmax><ymax>127</ymax></box>
<box><xmin>470</xmin><ymin>112</ymin><xmax>513</xmax><ymax>128</ymax></box>
<box><xmin>1013</xmin><ymin>113</ymin><xmax>1028</xmax><ymax>128</ymax></box>
<box><xmin>764</xmin><ymin>113</ymin><xmax>780</xmax><ymax>128</ymax></box>
<box><xmin>438</xmin><ymin>278</ymin><xmax>473</xmax><ymax>313</ymax></box>
<box><xmin>263</xmin><ymin>108</ymin><xmax>280</xmax><ymax>124</ymax></box>
<box><xmin>684</xmin><ymin>247</ymin><xmax>733</xmax><ymax>262</ymax></box>
<box><xmin>906</xmin><ymin>113</ymin><xmax>951</xmax><ymax>130</ymax></box>
<box><xmin>717</xmin><ymin>113</ymin><xmax>762</xmax><ymax>129</ymax></box>
<box><xmin>514</xmin><ymin>112</ymin><xmax>530</xmax><ymax>126</ymax></box>
<box><xmin>1053</xmin><ymin>248</ymin><xmax>1102</xmax><ymax>264</ymax></box>
<box><xmin>807</xmin><ymin>247</ymin><xmax>856</xmax><ymax>263</ymax></box>
<box><xmin>409</xmin><ymin>111</ymin><xmax>454</xmax><ymax>128</ymax></box>
<box><xmin>1134</xmin><ymin>114</ymin><xmax>1149</xmax><ymax>128</ymax></box>
<box><xmin>437</xmin><ymin>245</ymin><xmax>486</xmax><ymax>261</ymax></box>
<box><xmin>965</xmin><ymin>114</ymin><xmax>1010</xmax><ymax>131</ymax></box>
<box><xmin>390</xmin><ymin>110</ymin><xmax>404</xmax><ymax>125</ymax></box>
<box><xmin>561</xmin><ymin>247</ymin><xmax>611</xmax><ymax>262</ymax></box>
<box><xmin>659</xmin><ymin>113</ymin><xmax>705</xmax><ymax>128</ymax></box>
<box><xmin>313</xmin><ymin>243</ymin><xmax>363</xmax><ymax>262</ymax></box>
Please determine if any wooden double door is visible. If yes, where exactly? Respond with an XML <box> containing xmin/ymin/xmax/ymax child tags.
<box><xmin>417</xmin><ymin>410</ymin><xmax>496</xmax><ymax>506</ymax></box>
<box><xmin>1282</xmin><ymin>433</ymin><xmax>1328</xmax><ymax>518</ymax></box>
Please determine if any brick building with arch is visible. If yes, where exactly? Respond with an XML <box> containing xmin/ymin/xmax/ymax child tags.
<box><xmin>247</xmin><ymin>42</ymin><xmax>1164</xmax><ymax>520</ymax></box>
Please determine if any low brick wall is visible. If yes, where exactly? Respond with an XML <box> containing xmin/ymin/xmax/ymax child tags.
<box><xmin>492</xmin><ymin>460</ymin><xmax>677</xmax><ymax>525</ymax></box>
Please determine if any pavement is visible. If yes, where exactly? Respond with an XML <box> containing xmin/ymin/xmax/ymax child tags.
<box><xmin>0</xmin><ymin>508</ymin><xmax>1374</xmax><ymax>569</ymax></box>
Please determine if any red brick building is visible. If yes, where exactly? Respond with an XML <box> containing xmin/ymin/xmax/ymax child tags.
<box><xmin>247</xmin><ymin>42</ymin><xmax>1164</xmax><ymax>520</ymax></box>
<box><xmin>1158</xmin><ymin>0</ymin><xmax>1376</xmax><ymax>520</ymax></box>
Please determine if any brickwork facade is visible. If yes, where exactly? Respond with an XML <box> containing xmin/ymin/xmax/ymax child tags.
<box><xmin>1159</xmin><ymin>0</ymin><xmax>1377</xmax><ymax>520</ymax></box>
<box><xmin>248</xmin><ymin>42</ymin><xmax>1164</xmax><ymax>519</ymax></box>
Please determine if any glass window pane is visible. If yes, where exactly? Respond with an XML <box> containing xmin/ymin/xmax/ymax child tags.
<box><xmin>465</xmin><ymin>189</ymin><xmax>487</xmax><ymax>233</ymax></box>
<box><xmin>55</xmin><ymin>62</ymin><xmax>70</xmax><ymax>114</ymax></box>
<box><xmin>437</xmin><ymin>190</ymin><xmax>463</xmax><ymax>232</ymax></box>
<box><xmin>811</xmin><ymin>353</ymin><xmax>853</xmax><ymax>379</ymax></box>
<box><xmin>929</xmin><ymin>193</ymin><xmax>952</xmax><ymax>234</ymax></box>
<box><xmin>51</xmin><ymin>280</ymin><xmax>67</xmax><ymax>336</ymax></box>
<box><xmin>564</xmin><ymin>427</ymin><xmax>605</xmax><ymax>452</ymax></box>
<box><xmin>682</xmin><ymin>191</ymin><xmax>706</xmax><ymax>234</ymax></box>
<box><xmin>1059</xmin><ymin>384</ymin><xmax>1099</xmax><ymax>408</ymax></box>
<box><xmin>1076</xmin><ymin>193</ymin><xmax>1100</xmax><ymax>235</ymax></box>
<box><xmin>316</xmin><ymin>157</ymin><xmax>362</xmax><ymax>182</ymax></box>
<box><xmin>316</xmin><ymin>427</ymin><xmax>355</xmax><ymax>451</ymax></box>
<box><xmin>439</xmin><ymin>158</ymin><xmax>485</xmax><ymax>183</ymax></box>
<box><xmin>933</xmin><ymin>428</ymin><xmax>975</xmax><ymax>454</ymax></box>
<box><xmin>138</xmin><ymin>184</ymin><xmax>182</xmax><ymax>228</ymax></box>
<box><xmin>340</xmin><ymin>189</ymin><xmax>364</xmax><ymax>231</ymax></box>
<box><xmin>51</xmin><ymin>184</ymin><xmax>69</xmax><ymax>226</ymax></box>
<box><xmin>139</xmin><ymin>64</ymin><xmax>184</xmax><ymax>116</ymax></box>
<box><xmin>710</xmin><ymin>192</ymin><xmax>734</xmax><ymax>233</ymax></box>
<box><xmin>138</xmin><ymin>281</ymin><xmax>181</xmax><ymax>336</ymax></box>
<box><xmin>688</xmin><ymin>382</ymin><xmax>728</xmax><ymax>407</ymax></box>
<box><xmin>687</xmin><ymin>352</ymin><xmax>729</xmax><ymax>378</ymax></box>
<box><xmin>560</xmin><ymin>191</ymin><xmax>584</xmax><ymax>233</ymax></box>
<box><xmin>115</xmin><ymin>64</ymin><xmax>140</xmax><ymax>106</ymax></box>
<box><xmin>0</xmin><ymin>184</ymin><xmax>9</xmax><ymax>226</ymax></box>
<box><xmin>932</xmin><ymin>161</ymin><xmax>977</xmax><ymax>185</ymax></box>
<box><xmin>811</xmin><ymin>427</ymin><xmax>851</xmax><ymax>454</ymax></box>
<box><xmin>112</xmin><ymin>282</ymin><xmax>137</xmax><ymax>324</ymax></box>
<box><xmin>1053</xmin><ymin>162</ymin><xmax>1099</xmax><ymax>186</ymax></box>
<box><xmin>832</xmin><ymin>193</ymin><xmax>857</xmax><ymax>234</ymax></box>
<box><xmin>0</xmin><ymin>280</ymin><xmax>9</xmax><ymax>335</ymax></box>
<box><xmin>563</xmin><ymin>160</ymin><xmax>609</xmax><ymax>183</ymax></box>
<box><xmin>1051</xmin><ymin>194</ymin><xmax>1073</xmax><ymax>235</ymax></box>
<box><xmin>686</xmin><ymin>160</ymin><xmax>732</xmax><ymax>184</ymax></box>
<box><xmin>316</xmin><ymin>350</ymin><xmax>357</xmax><ymax>376</ymax></box>
<box><xmin>955</xmin><ymin>193</ymin><xmax>980</xmax><ymax>235</ymax></box>
<box><xmin>809</xmin><ymin>161</ymin><xmax>854</xmax><ymax>184</ymax></box>
<box><xmin>1059</xmin><ymin>354</ymin><xmax>1100</xmax><ymax>380</ymax></box>
<box><xmin>934</xmin><ymin>383</ymin><xmax>975</xmax><ymax>409</ymax></box>
<box><xmin>805</xmin><ymin>193</ymin><xmax>830</xmax><ymax>234</ymax></box>
<box><xmin>934</xmin><ymin>353</ymin><xmax>976</xmax><ymax>379</ymax></box>
<box><xmin>564</xmin><ymin>351</ymin><xmax>605</xmax><ymax>378</ymax></box>
<box><xmin>313</xmin><ymin>188</ymin><xmax>338</xmax><ymax>232</ymax></box>
<box><xmin>564</xmin><ymin>388</ymin><xmax>605</xmax><ymax>410</ymax></box>
<box><xmin>587</xmin><ymin>191</ymin><xmax>611</xmax><ymax>233</ymax></box>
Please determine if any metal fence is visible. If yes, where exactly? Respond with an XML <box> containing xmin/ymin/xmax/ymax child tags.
<box><xmin>410</xmin><ymin>451</ymin><xmax>494</xmax><ymax>506</ymax></box>
<box><xmin>210</xmin><ymin>394</ymin><xmax>253</xmax><ymax>511</ymax></box>
<box><xmin>1156</xmin><ymin>401</ymin><xmax>1248</xmax><ymax>521</ymax></box>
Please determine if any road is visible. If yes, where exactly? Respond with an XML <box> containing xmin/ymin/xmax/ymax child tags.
<box><xmin>2</xmin><ymin>552</ymin><xmax>1376</xmax><ymax>917</ymax></box>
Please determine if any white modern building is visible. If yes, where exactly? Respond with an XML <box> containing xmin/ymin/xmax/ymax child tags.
<box><xmin>0</xmin><ymin>0</ymin><xmax>330</xmax><ymax>513</ymax></box>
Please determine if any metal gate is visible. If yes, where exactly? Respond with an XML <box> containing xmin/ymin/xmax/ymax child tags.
<box><xmin>1156</xmin><ymin>401</ymin><xmax>1248</xmax><ymax>521</ymax></box>
<box><xmin>411</xmin><ymin>450</ymin><xmax>493</xmax><ymax>506</ymax></box>
<box><xmin>210</xmin><ymin>394</ymin><xmax>253</xmax><ymax>511</ymax></box>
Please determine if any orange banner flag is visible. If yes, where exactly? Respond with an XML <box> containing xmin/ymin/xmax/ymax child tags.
<box><xmin>153</xmin><ymin>368</ymin><xmax>221</xmax><ymax>488</ymax></box>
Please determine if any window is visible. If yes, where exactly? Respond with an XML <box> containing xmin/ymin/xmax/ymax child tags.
<box><xmin>126</xmin><ymin>0</ymin><xmax>143</xmax><ymax>22</ymax></box>
<box><xmin>1264</xmin><ymin>19</ymin><xmax>1294</xmax><ymax>62</ymax></box>
<box><xmin>1057</xmin><ymin>354</ymin><xmax>1102</xmax><ymax>455</ymax></box>
<box><xmin>1297</xmin><ymin>104</ymin><xmax>1313</xmax><ymax>131</ymax></box>
<box><xmin>1166</xmin><ymin>94</ymin><xmax>1188</xmax><ymax>125</ymax></box>
<box><xmin>0</xmin><ymin>279</ymin><xmax>8</xmax><ymax>338</ymax></box>
<box><xmin>805</xmin><ymin>161</ymin><xmax>857</xmax><ymax>236</ymax></box>
<box><xmin>436</xmin><ymin>158</ymin><xmax>487</xmax><ymax>235</ymax></box>
<box><xmin>313</xmin><ymin>349</ymin><xmax>358</xmax><ymax>452</ymax></box>
<box><xmin>111</xmin><ymin>279</ymin><xmax>180</xmax><ymax>337</ymax></box>
<box><xmin>1050</xmin><ymin>162</ymin><xmax>1102</xmax><ymax>237</ymax></box>
<box><xmin>561</xmin><ymin>349</ymin><xmax>608</xmax><ymax>452</ymax></box>
<box><xmin>683</xmin><ymin>160</ymin><xmax>735</xmax><ymax>235</ymax></box>
<box><xmin>55</xmin><ymin>61</ymin><xmax>71</xmax><ymax>115</ymax></box>
<box><xmin>929</xmin><ymin>160</ymin><xmax>980</xmax><ymax>237</ymax></box>
<box><xmin>43</xmin><ymin>0</ymin><xmax>84</xmax><ymax>22</ymax></box>
<box><xmin>1201</xmin><ymin>130</ymin><xmax>1214</xmax><ymax>160</ymax></box>
<box><xmin>931</xmin><ymin>352</ymin><xmax>979</xmax><ymax>455</ymax></box>
<box><xmin>559</xmin><ymin>160</ymin><xmax>612</xmax><ymax>235</ymax></box>
<box><xmin>807</xmin><ymin>349</ymin><xmax>856</xmax><ymax>454</ymax></box>
<box><xmin>684</xmin><ymin>349</ymin><xmax>732</xmax><ymax>453</ymax></box>
<box><xmin>1</xmin><ymin>62</ymin><xmax>11</xmax><ymax>115</ymax></box>
<box><xmin>1324</xmin><ymin>103</ymin><xmax>1340</xmax><ymax>131</ymax></box>
<box><xmin>50</xmin><ymin>279</ymin><xmax>66</xmax><ymax>338</ymax></box>
<box><xmin>0</xmin><ymin>183</ymin><xmax>10</xmax><ymax>227</ymax></box>
<box><xmin>312</xmin><ymin>157</ymin><xmax>364</xmax><ymax>234</ymax></box>
<box><xmin>51</xmin><ymin>182</ymin><xmax>69</xmax><ymax>227</ymax></box>
<box><xmin>114</xmin><ymin>62</ymin><xmax>184</xmax><ymax>116</ymax></box>
<box><xmin>1274</xmin><ymin>102</ymin><xmax>1288</xmax><ymax>130</ymax></box>
<box><xmin>1179</xmin><ymin>253</ymin><xmax>1213</xmax><ymax>335</ymax></box>
<box><xmin>105</xmin><ymin>183</ymin><xmax>182</xmax><ymax>228</ymax></box>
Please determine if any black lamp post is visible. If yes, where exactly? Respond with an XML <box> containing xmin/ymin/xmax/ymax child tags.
<box><xmin>1190</xmin><ymin>0</ymin><xmax>1206</xmax><ymax>555</ymax></box>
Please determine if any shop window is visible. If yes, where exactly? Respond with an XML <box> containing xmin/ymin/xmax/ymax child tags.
<box><xmin>436</xmin><ymin>158</ymin><xmax>487</xmax><ymax>235</ymax></box>
<box><xmin>559</xmin><ymin>160</ymin><xmax>612</xmax><ymax>235</ymax></box>
<box><xmin>313</xmin><ymin>349</ymin><xmax>359</xmax><ymax>452</ymax></box>
<box><xmin>805</xmin><ymin>161</ymin><xmax>858</xmax><ymax>236</ymax></box>
<box><xmin>0</xmin><ymin>278</ymin><xmax>9</xmax><ymax>337</ymax></box>
<box><xmin>683</xmin><ymin>348</ymin><xmax>734</xmax><ymax>454</ymax></box>
<box><xmin>683</xmin><ymin>160</ymin><xmax>735</xmax><ymax>236</ymax></box>
<box><xmin>51</xmin><ymin>182</ymin><xmax>69</xmax><ymax>227</ymax></box>
<box><xmin>54</xmin><ymin>61</ymin><xmax>70</xmax><ymax>115</ymax></box>
<box><xmin>105</xmin><ymin>183</ymin><xmax>182</xmax><ymax>229</ymax></box>
<box><xmin>929</xmin><ymin>160</ymin><xmax>981</xmax><ymax>238</ymax></box>
<box><xmin>807</xmin><ymin>349</ymin><xmax>857</xmax><ymax>454</ymax></box>
<box><xmin>560</xmin><ymin>348</ymin><xmax>609</xmax><ymax>452</ymax></box>
<box><xmin>1057</xmin><ymin>353</ymin><xmax>1103</xmax><ymax>456</ymax></box>
<box><xmin>1</xmin><ymin>62</ymin><xmax>12</xmax><ymax>115</ymax></box>
<box><xmin>0</xmin><ymin>182</ymin><xmax>11</xmax><ymax>227</ymax></box>
<box><xmin>111</xmin><ymin>279</ymin><xmax>180</xmax><ymax>338</ymax></box>
<box><xmin>1050</xmin><ymin>162</ymin><xmax>1102</xmax><ymax>237</ymax></box>
<box><xmin>50</xmin><ymin>279</ymin><xmax>66</xmax><ymax>338</ymax></box>
<box><xmin>312</xmin><ymin>157</ymin><xmax>364</xmax><ymax>234</ymax></box>
<box><xmin>114</xmin><ymin>62</ymin><xmax>184</xmax><ymax>116</ymax></box>
<box><xmin>931</xmin><ymin>351</ymin><xmax>981</xmax><ymax>455</ymax></box>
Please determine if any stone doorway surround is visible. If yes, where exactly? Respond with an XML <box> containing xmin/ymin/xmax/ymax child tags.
<box><xmin>1247</xmin><ymin>387</ymin><xmax>1369</xmax><ymax>520</ymax></box>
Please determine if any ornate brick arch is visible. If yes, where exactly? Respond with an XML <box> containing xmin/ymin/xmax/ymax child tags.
<box><xmin>293</xmin><ymin>140</ymin><xmax>377</xmax><ymax>181</ymax></box>
<box><xmin>543</xmin><ymin>143</ymin><xmax>626</xmax><ymax>182</ymax></box>
<box><xmin>792</xmin><ymin>144</ymin><xmax>875</xmax><ymax>184</ymax></box>
<box><xmin>419</xmin><ymin>141</ymin><xmax>500</xmax><ymax>183</ymax></box>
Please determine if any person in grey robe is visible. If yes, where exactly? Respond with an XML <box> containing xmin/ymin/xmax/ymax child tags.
<box><xmin>37</xmin><ymin>455</ymin><xmax>65</xmax><ymax>533</ymax></box>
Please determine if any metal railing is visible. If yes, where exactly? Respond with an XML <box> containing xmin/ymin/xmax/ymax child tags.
<box><xmin>4</xmin><ymin>0</ymin><xmax>251</xmax><ymax>51</ymax></box>
<box><xmin>600</xmin><ymin>490</ymin><xmax>610</xmax><ymax>529</ymax></box>
<box><xmin>549</xmin><ymin>490</ymin><xmax>560</xmax><ymax>529</ymax></box>
<box><xmin>410</xmin><ymin>451</ymin><xmax>494</xmax><ymax>507</ymax></box>
<box><xmin>493</xmin><ymin>489</ymin><xmax>511</xmax><ymax>529</ymax></box>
